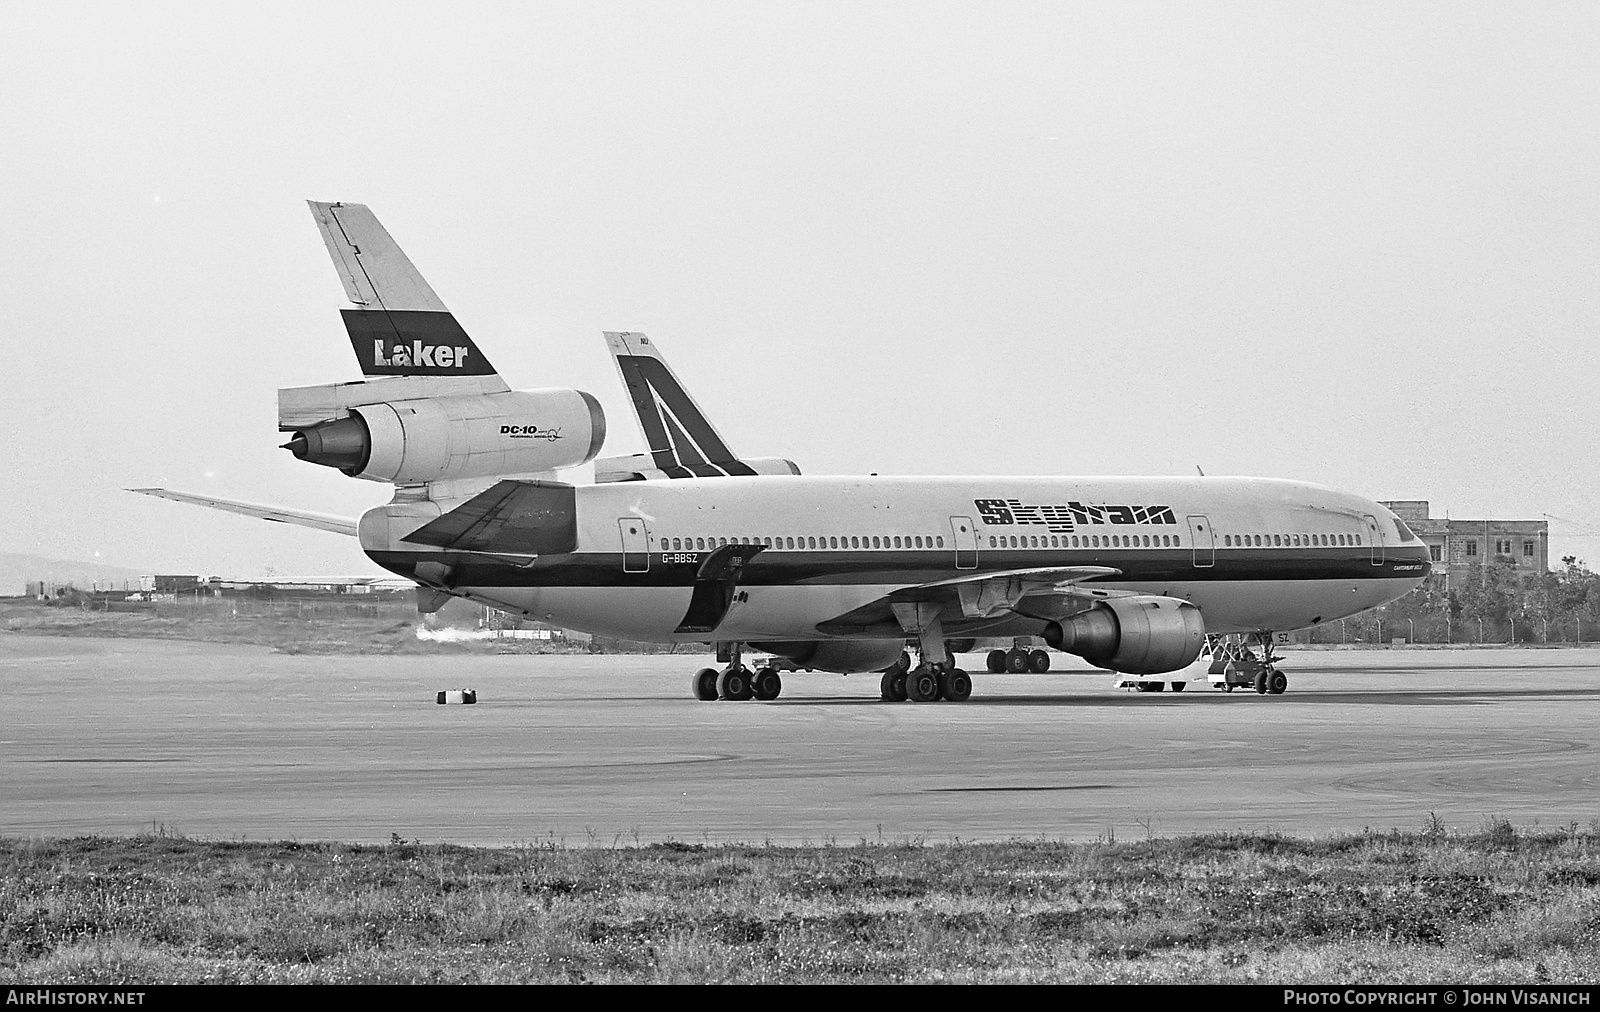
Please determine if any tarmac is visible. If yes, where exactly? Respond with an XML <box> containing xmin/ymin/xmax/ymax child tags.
<box><xmin>2</xmin><ymin>635</ymin><xmax>1598</xmax><ymax>845</ymax></box>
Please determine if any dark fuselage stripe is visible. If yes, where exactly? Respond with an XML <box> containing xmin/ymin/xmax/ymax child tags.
<box><xmin>368</xmin><ymin>546</ymin><xmax>1432</xmax><ymax>589</ymax></box>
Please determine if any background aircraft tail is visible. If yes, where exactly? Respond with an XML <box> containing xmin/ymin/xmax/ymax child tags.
<box><xmin>595</xmin><ymin>331</ymin><xmax>799</xmax><ymax>482</ymax></box>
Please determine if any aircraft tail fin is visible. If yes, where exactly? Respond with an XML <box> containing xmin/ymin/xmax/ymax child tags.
<box><xmin>307</xmin><ymin>201</ymin><xmax>503</xmax><ymax>384</ymax></box>
<box><xmin>599</xmin><ymin>331</ymin><xmax>799</xmax><ymax>481</ymax></box>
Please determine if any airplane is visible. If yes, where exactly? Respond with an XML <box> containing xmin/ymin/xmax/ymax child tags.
<box><xmin>134</xmin><ymin>200</ymin><xmax>1433</xmax><ymax>704</ymax></box>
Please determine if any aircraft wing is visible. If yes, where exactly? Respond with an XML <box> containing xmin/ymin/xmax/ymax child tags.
<box><xmin>129</xmin><ymin>488</ymin><xmax>359</xmax><ymax>537</ymax></box>
<box><xmin>816</xmin><ymin>566</ymin><xmax>1120</xmax><ymax>635</ymax></box>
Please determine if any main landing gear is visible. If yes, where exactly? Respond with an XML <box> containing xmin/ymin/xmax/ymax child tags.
<box><xmin>1206</xmin><ymin>633</ymin><xmax>1289</xmax><ymax>695</ymax></box>
<box><xmin>879</xmin><ymin>650</ymin><xmax>972</xmax><ymax>703</ymax></box>
<box><xmin>986</xmin><ymin>645</ymin><xmax>1050</xmax><ymax>674</ymax></box>
<box><xmin>690</xmin><ymin>643</ymin><xmax>785</xmax><ymax>702</ymax></box>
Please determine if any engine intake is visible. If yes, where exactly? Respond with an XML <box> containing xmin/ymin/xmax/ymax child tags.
<box><xmin>1043</xmin><ymin>596</ymin><xmax>1205</xmax><ymax>674</ymax></box>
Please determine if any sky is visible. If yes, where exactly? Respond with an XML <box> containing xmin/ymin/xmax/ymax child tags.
<box><xmin>2</xmin><ymin>2</ymin><xmax>1598</xmax><ymax>579</ymax></box>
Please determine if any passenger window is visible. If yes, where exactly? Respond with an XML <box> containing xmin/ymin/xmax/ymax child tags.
<box><xmin>914</xmin><ymin>536</ymin><xmax>923</xmax><ymax>548</ymax></box>
<box><xmin>1091</xmin><ymin>535</ymin><xmax>1100</xmax><ymax>548</ymax></box>
<box><xmin>1049</xmin><ymin>536</ymin><xmax>1058</xmax><ymax>548</ymax></box>
<box><xmin>937</xmin><ymin>536</ymin><xmax>944</xmax><ymax>548</ymax></box>
<box><xmin>988</xmin><ymin>536</ymin><xmax>996</xmax><ymax>548</ymax></box>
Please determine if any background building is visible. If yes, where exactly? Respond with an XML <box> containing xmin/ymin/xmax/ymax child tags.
<box><xmin>1380</xmin><ymin>501</ymin><xmax>1548</xmax><ymax>583</ymax></box>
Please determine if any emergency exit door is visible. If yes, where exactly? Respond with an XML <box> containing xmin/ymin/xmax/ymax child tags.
<box><xmin>618</xmin><ymin>518</ymin><xmax>650</xmax><ymax>573</ymax></box>
<box><xmin>949</xmin><ymin>516</ymin><xmax>978</xmax><ymax>569</ymax></box>
<box><xmin>1187</xmin><ymin>515</ymin><xmax>1215</xmax><ymax>568</ymax></box>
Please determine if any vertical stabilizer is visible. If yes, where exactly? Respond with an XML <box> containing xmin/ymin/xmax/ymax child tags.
<box><xmin>308</xmin><ymin>201</ymin><xmax>503</xmax><ymax>384</ymax></box>
<box><xmin>597</xmin><ymin>331</ymin><xmax>799</xmax><ymax>481</ymax></box>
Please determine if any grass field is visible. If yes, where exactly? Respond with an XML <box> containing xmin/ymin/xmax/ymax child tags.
<box><xmin>3</xmin><ymin>825</ymin><xmax>1597</xmax><ymax>984</ymax></box>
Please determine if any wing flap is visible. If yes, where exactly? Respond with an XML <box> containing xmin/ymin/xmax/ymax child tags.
<box><xmin>815</xmin><ymin>565</ymin><xmax>1120</xmax><ymax>635</ymax></box>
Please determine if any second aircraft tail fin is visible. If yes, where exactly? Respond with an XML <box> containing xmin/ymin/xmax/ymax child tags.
<box><xmin>598</xmin><ymin>331</ymin><xmax>799</xmax><ymax>481</ymax></box>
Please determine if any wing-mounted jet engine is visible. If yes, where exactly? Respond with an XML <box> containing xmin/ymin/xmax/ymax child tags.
<box><xmin>1042</xmin><ymin>596</ymin><xmax>1207</xmax><ymax>675</ymax></box>
<box><xmin>281</xmin><ymin>202</ymin><xmax>606</xmax><ymax>487</ymax></box>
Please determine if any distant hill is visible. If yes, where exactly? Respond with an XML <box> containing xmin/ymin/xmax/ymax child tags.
<box><xmin>0</xmin><ymin>553</ymin><xmax>148</xmax><ymax>596</ymax></box>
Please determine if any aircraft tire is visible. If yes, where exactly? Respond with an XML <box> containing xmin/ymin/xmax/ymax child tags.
<box><xmin>1254</xmin><ymin>669</ymin><xmax>1269</xmax><ymax>694</ymax></box>
<box><xmin>905</xmin><ymin>666</ymin><xmax>939</xmax><ymax>702</ymax></box>
<box><xmin>692</xmin><ymin>667</ymin><xmax>720</xmax><ymax>701</ymax></box>
<box><xmin>1268</xmin><ymin>671</ymin><xmax>1288</xmax><ymax>695</ymax></box>
<box><xmin>1005</xmin><ymin>649</ymin><xmax>1030</xmax><ymax>674</ymax></box>
<box><xmin>1171</xmin><ymin>681</ymin><xmax>1186</xmax><ymax>692</ymax></box>
<box><xmin>986</xmin><ymin>649</ymin><xmax>1007</xmax><ymax>673</ymax></box>
<box><xmin>1028</xmin><ymin>649</ymin><xmax>1051</xmax><ymax>673</ymax></box>
<box><xmin>718</xmin><ymin>666</ymin><xmax>755</xmax><ymax>701</ymax></box>
<box><xmin>880</xmin><ymin>668</ymin><xmax>908</xmax><ymax>702</ymax></box>
<box><xmin>753</xmin><ymin>668</ymin><xmax>783</xmax><ymax>701</ymax></box>
<box><xmin>942</xmin><ymin>668</ymin><xmax>972</xmax><ymax>702</ymax></box>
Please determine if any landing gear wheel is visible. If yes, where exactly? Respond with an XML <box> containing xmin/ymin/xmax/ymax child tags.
<box><xmin>1267</xmin><ymin>671</ymin><xmax>1288</xmax><ymax>695</ymax></box>
<box><xmin>753</xmin><ymin>667</ymin><xmax>783</xmax><ymax>701</ymax></box>
<box><xmin>1171</xmin><ymin>681</ymin><xmax>1186</xmax><ymax>692</ymax></box>
<box><xmin>986</xmin><ymin>649</ymin><xmax>1007</xmax><ymax>673</ymax></box>
<box><xmin>941</xmin><ymin>668</ymin><xmax>972</xmax><ymax>702</ymax></box>
<box><xmin>1222</xmin><ymin>683</ymin><xmax>1234</xmax><ymax>693</ymax></box>
<box><xmin>905</xmin><ymin>666</ymin><xmax>940</xmax><ymax>702</ymax></box>
<box><xmin>1253</xmin><ymin>669</ymin><xmax>1269</xmax><ymax>695</ymax></box>
<box><xmin>880</xmin><ymin>667</ymin><xmax>908</xmax><ymax>702</ymax></box>
<box><xmin>717</xmin><ymin>666</ymin><xmax>755</xmax><ymax>701</ymax></box>
<box><xmin>1005</xmin><ymin>649</ymin><xmax>1030</xmax><ymax>674</ymax></box>
<box><xmin>691</xmin><ymin>667</ymin><xmax>720</xmax><ymax>701</ymax></box>
<box><xmin>1028</xmin><ymin>649</ymin><xmax>1051</xmax><ymax>673</ymax></box>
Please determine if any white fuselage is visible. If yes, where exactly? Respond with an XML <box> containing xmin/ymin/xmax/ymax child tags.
<box><xmin>364</xmin><ymin>474</ymin><xmax>1431</xmax><ymax>646</ymax></box>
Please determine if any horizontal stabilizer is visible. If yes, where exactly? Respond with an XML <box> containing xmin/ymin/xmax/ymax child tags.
<box><xmin>400</xmin><ymin>480</ymin><xmax>578</xmax><ymax>556</ymax></box>
<box><xmin>128</xmin><ymin>489</ymin><xmax>358</xmax><ymax>537</ymax></box>
<box><xmin>307</xmin><ymin>201</ymin><xmax>499</xmax><ymax>379</ymax></box>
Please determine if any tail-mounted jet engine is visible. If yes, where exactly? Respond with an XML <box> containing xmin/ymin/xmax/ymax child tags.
<box><xmin>282</xmin><ymin>389</ymin><xmax>606</xmax><ymax>485</ymax></box>
<box><xmin>1043</xmin><ymin>596</ymin><xmax>1205</xmax><ymax>675</ymax></box>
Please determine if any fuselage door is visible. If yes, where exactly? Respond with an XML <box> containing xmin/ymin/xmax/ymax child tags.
<box><xmin>1187</xmin><ymin>515</ymin><xmax>1215</xmax><ymax>568</ymax></box>
<box><xmin>618</xmin><ymin>518</ymin><xmax>650</xmax><ymax>573</ymax></box>
<box><xmin>949</xmin><ymin>516</ymin><xmax>978</xmax><ymax>570</ymax></box>
<box><xmin>1363</xmin><ymin>514</ymin><xmax>1384</xmax><ymax>566</ymax></box>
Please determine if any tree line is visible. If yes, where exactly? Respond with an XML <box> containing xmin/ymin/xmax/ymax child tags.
<box><xmin>1307</xmin><ymin>556</ymin><xmax>1600</xmax><ymax>644</ymax></box>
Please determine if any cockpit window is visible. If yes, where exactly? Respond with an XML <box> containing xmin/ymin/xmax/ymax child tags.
<box><xmin>1393</xmin><ymin>517</ymin><xmax>1418</xmax><ymax>542</ymax></box>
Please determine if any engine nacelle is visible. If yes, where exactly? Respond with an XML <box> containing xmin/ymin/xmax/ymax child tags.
<box><xmin>1043</xmin><ymin>596</ymin><xmax>1205</xmax><ymax>675</ymax></box>
<box><xmin>753</xmin><ymin>640</ymin><xmax>907</xmax><ymax>674</ymax></box>
<box><xmin>284</xmin><ymin>389</ymin><xmax>606</xmax><ymax>484</ymax></box>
